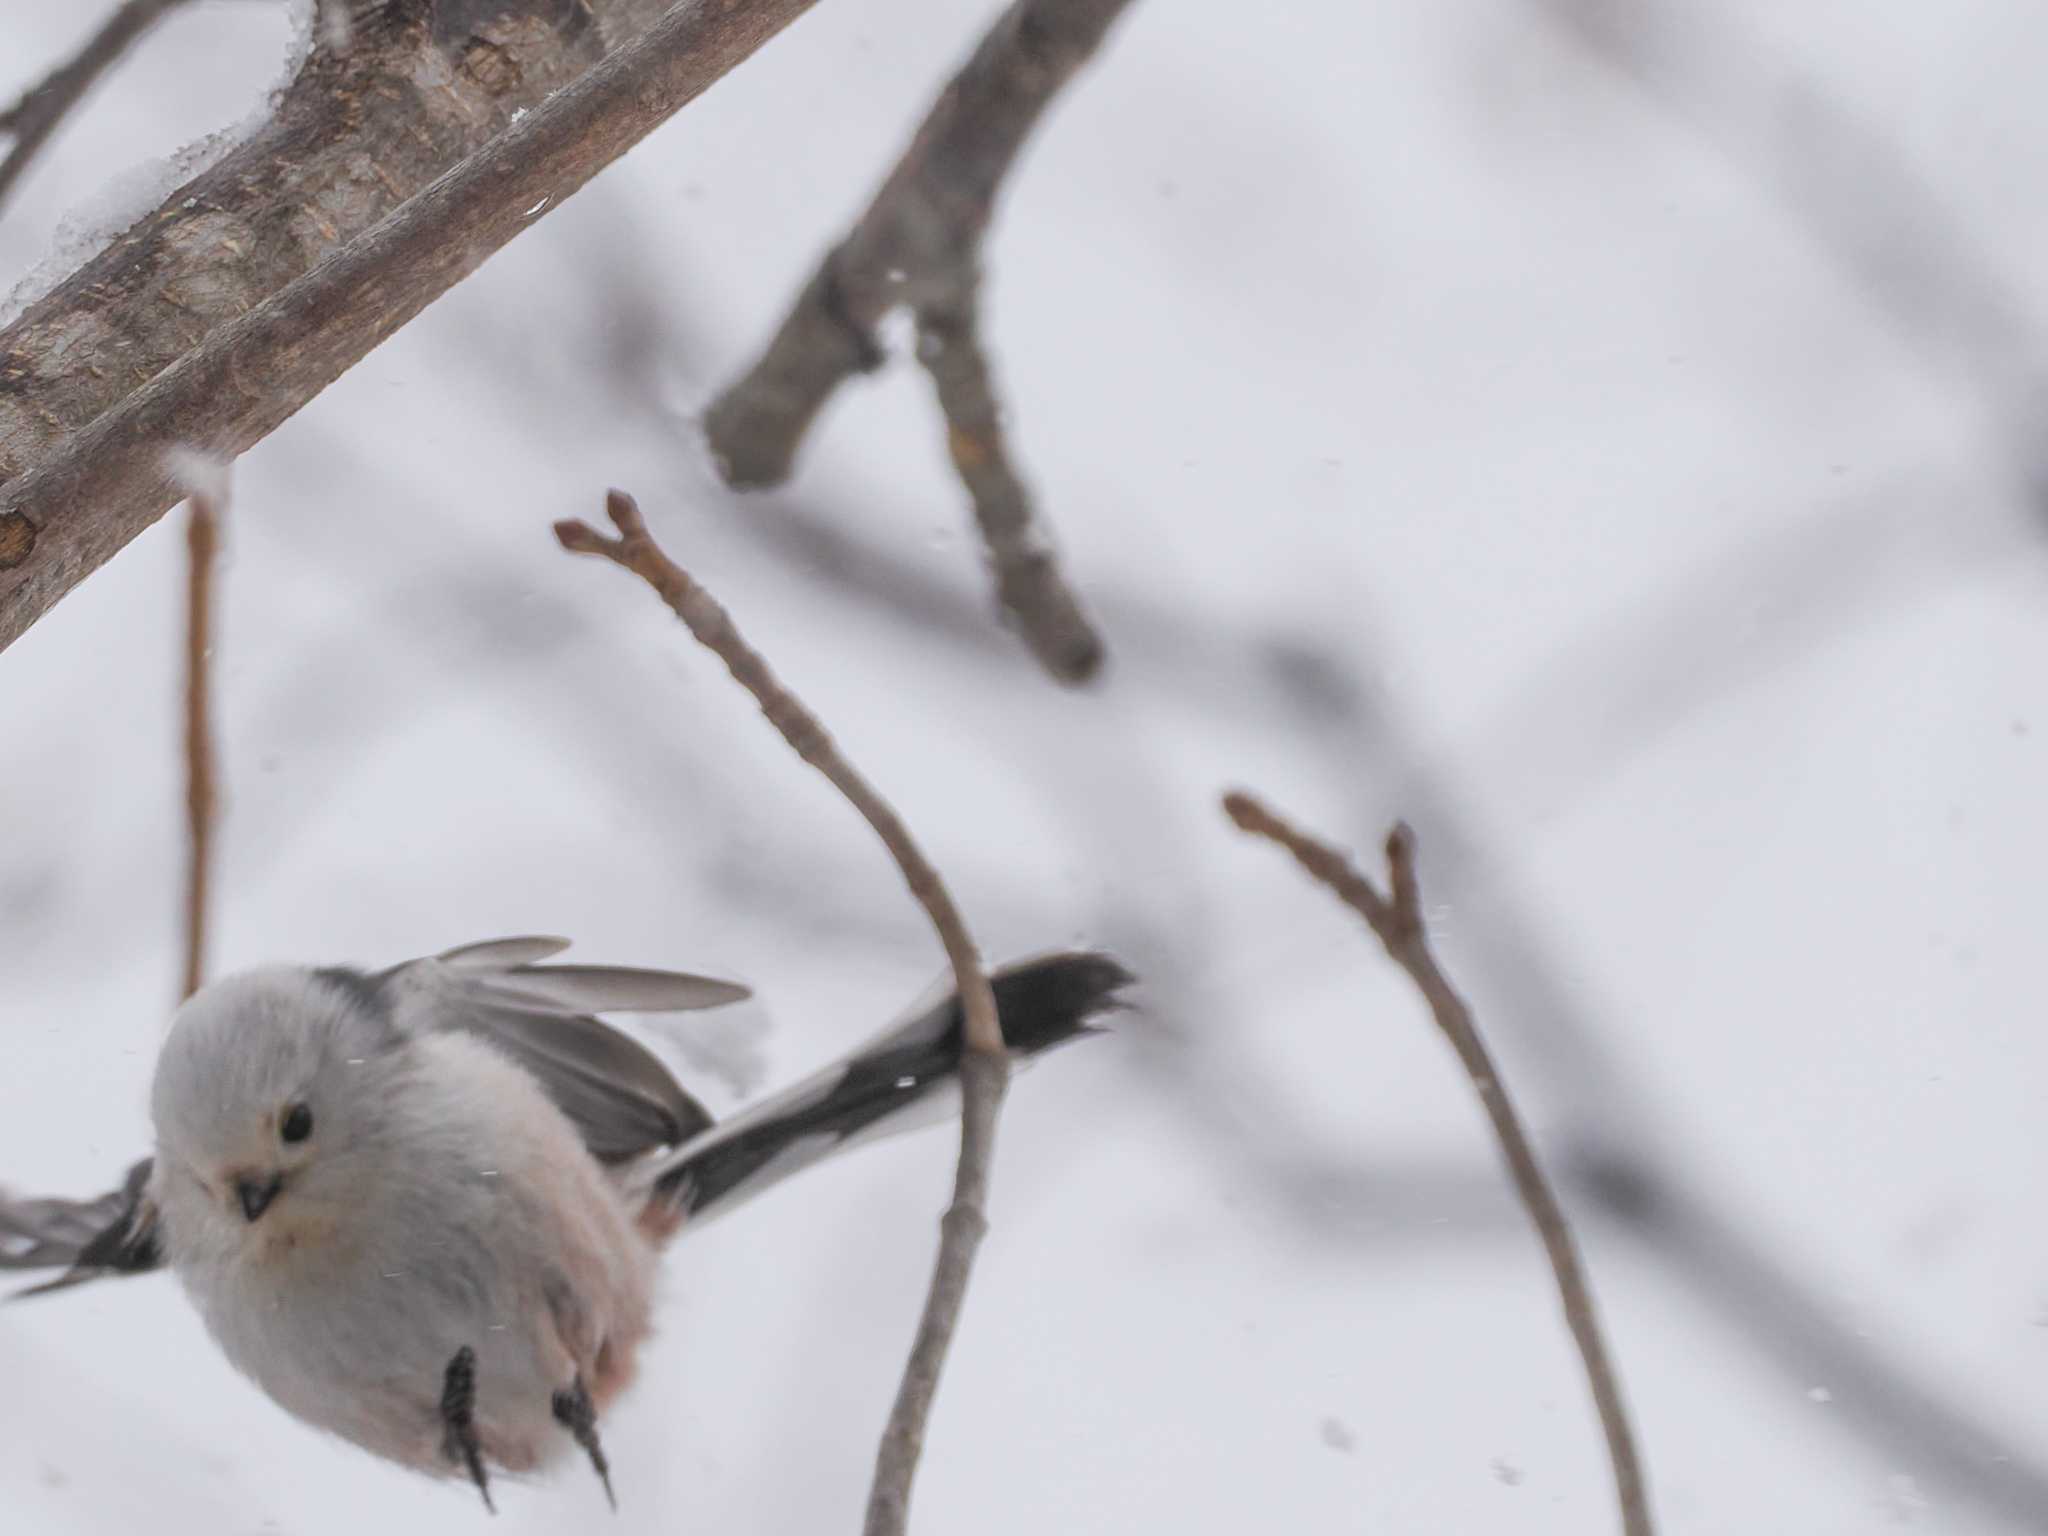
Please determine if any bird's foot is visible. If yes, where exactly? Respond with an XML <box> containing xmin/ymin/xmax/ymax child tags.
<box><xmin>440</xmin><ymin>1345</ymin><xmax>494</xmax><ymax>1514</ymax></box>
<box><xmin>551</xmin><ymin>1375</ymin><xmax>615</xmax><ymax>1510</ymax></box>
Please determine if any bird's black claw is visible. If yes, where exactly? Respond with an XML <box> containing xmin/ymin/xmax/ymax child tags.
<box><xmin>552</xmin><ymin>1375</ymin><xmax>615</xmax><ymax>1510</ymax></box>
<box><xmin>440</xmin><ymin>1345</ymin><xmax>494</xmax><ymax>1514</ymax></box>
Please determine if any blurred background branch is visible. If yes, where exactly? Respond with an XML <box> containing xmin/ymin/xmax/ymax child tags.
<box><xmin>0</xmin><ymin>0</ymin><xmax>192</xmax><ymax>218</ymax></box>
<box><xmin>1531</xmin><ymin>0</ymin><xmax>2048</xmax><ymax>507</ymax></box>
<box><xmin>705</xmin><ymin>0</ymin><xmax>1140</xmax><ymax>684</ymax></box>
<box><xmin>2</xmin><ymin>2</ymin><xmax>2043</xmax><ymax>1531</ymax></box>
<box><xmin>172</xmin><ymin>454</ymin><xmax>224</xmax><ymax>1002</ymax></box>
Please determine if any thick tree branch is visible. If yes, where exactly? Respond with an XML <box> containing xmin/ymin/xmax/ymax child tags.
<box><xmin>1223</xmin><ymin>790</ymin><xmax>1656</xmax><ymax>1536</ymax></box>
<box><xmin>0</xmin><ymin>0</ymin><xmax>822</xmax><ymax>655</ymax></box>
<box><xmin>0</xmin><ymin>0</ymin><xmax>193</xmax><ymax>218</ymax></box>
<box><xmin>174</xmin><ymin>456</ymin><xmax>224</xmax><ymax>1002</ymax></box>
<box><xmin>553</xmin><ymin>489</ymin><xmax>1006</xmax><ymax>1535</ymax></box>
<box><xmin>705</xmin><ymin>0</ymin><xmax>1138</xmax><ymax>685</ymax></box>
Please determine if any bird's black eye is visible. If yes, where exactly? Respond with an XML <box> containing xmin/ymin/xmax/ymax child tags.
<box><xmin>280</xmin><ymin>1103</ymin><xmax>314</xmax><ymax>1144</ymax></box>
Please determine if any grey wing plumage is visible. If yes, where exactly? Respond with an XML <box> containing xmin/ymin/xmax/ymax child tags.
<box><xmin>1</xmin><ymin>1158</ymin><xmax>163</xmax><ymax>1298</ymax></box>
<box><xmin>374</xmin><ymin>938</ymin><xmax>753</xmax><ymax>1164</ymax></box>
<box><xmin>436</xmin><ymin>935</ymin><xmax>575</xmax><ymax>969</ymax></box>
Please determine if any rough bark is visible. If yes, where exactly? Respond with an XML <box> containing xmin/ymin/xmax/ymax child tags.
<box><xmin>0</xmin><ymin>0</ymin><xmax>819</xmax><ymax>653</ymax></box>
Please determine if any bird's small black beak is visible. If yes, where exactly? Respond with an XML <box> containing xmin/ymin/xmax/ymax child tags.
<box><xmin>235</xmin><ymin>1173</ymin><xmax>284</xmax><ymax>1224</ymax></box>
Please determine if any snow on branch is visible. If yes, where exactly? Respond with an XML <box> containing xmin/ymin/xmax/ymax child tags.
<box><xmin>0</xmin><ymin>0</ymin><xmax>821</xmax><ymax>656</ymax></box>
<box><xmin>0</xmin><ymin>0</ymin><xmax>194</xmax><ymax>218</ymax></box>
<box><xmin>704</xmin><ymin>0</ymin><xmax>1140</xmax><ymax>686</ymax></box>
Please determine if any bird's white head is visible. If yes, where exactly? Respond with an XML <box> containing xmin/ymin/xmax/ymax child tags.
<box><xmin>150</xmin><ymin>968</ymin><xmax>398</xmax><ymax>1265</ymax></box>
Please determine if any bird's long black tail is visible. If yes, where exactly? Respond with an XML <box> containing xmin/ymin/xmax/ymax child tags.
<box><xmin>634</xmin><ymin>951</ymin><xmax>1132</xmax><ymax>1234</ymax></box>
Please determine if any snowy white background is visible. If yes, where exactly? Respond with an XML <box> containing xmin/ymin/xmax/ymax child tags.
<box><xmin>3</xmin><ymin>0</ymin><xmax>2046</xmax><ymax>1531</ymax></box>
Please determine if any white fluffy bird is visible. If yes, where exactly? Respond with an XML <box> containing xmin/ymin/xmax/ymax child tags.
<box><xmin>0</xmin><ymin>938</ymin><xmax>1130</xmax><ymax>1508</ymax></box>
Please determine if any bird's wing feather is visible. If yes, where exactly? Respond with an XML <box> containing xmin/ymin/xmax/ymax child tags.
<box><xmin>469</xmin><ymin>964</ymin><xmax>750</xmax><ymax>1014</ymax></box>
<box><xmin>375</xmin><ymin>940</ymin><xmax>751</xmax><ymax>1164</ymax></box>
<box><xmin>435</xmin><ymin>935</ymin><xmax>573</xmax><ymax>969</ymax></box>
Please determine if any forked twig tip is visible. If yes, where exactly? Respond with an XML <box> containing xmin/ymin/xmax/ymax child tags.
<box><xmin>1384</xmin><ymin>821</ymin><xmax>1422</xmax><ymax>935</ymax></box>
<box><xmin>1221</xmin><ymin>789</ymin><xmax>1262</xmax><ymax>831</ymax></box>
<box><xmin>553</xmin><ymin>518</ymin><xmax>608</xmax><ymax>554</ymax></box>
<box><xmin>603</xmin><ymin>488</ymin><xmax>647</xmax><ymax>537</ymax></box>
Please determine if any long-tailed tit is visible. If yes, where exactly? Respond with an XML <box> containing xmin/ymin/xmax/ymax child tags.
<box><xmin>0</xmin><ymin>937</ymin><xmax>1130</xmax><ymax>1508</ymax></box>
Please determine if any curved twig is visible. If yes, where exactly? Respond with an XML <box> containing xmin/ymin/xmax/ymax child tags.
<box><xmin>554</xmin><ymin>489</ymin><xmax>1005</xmax><ymax>1536</ymax></box>
<box><xmin>1223</xmin><ymin>790</ymin><xmax>1655</xmax><ymax>1536</ymax></box>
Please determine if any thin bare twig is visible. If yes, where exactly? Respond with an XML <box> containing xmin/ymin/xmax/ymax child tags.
<box><xmin>553</xmin><ymin>489</ymin><xmax>1005</xmax><ymax>1536</ymax></box>
<box><xmin>1261</xmin><ymin>647</ymin><xmax>2048</xmax><ymax>1530</ymax></box>
<box><xmin>0</xmin><ymin>0</ymin><xmax>191</xmax><ymax>217</ymax></box>
<box><xmin>705</xmin><ymin>0</ymin><xmax>1139</xmax><ymax>685</ymax></box>
<box><xmin>1222</xmin><ymin>790</ymin><xmax>1655</xmax><ymax>1536</ymax></box>
<box><xmin>618</xmin><ymin>430</ymin><xmax>2048</xmax><ymax>1523</ymax></box>
<box><xmin>177</xmin><ymin>464</ymin><xmax>223</xmax><ymax>1001</ymax></box>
